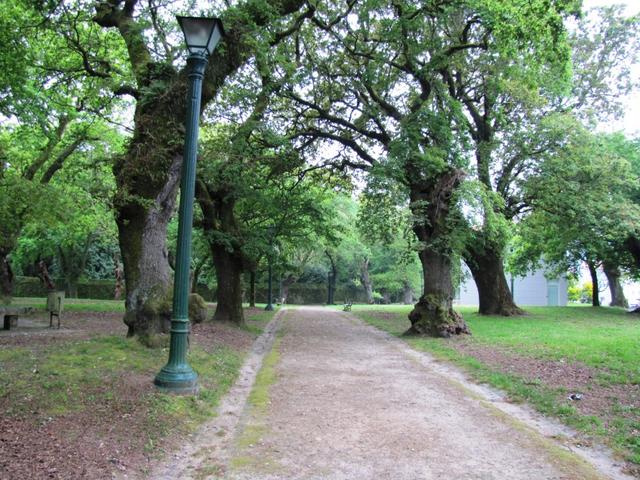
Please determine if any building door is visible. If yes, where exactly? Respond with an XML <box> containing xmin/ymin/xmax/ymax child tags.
<box><xmin>547</xmin><ymin>283</ymin><xmax>559</xmax><ymax>306</ymax></box>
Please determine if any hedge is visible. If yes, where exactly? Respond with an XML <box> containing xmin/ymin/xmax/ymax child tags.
<box><xmin>14</xmin><ymin>276</ymin><xmax>117</xmax><ymax>300</ymax></box>
<box><xmin>14</xmin><ymin>277</ymin><xmax>370</xmax><ymax>304</ymax></box>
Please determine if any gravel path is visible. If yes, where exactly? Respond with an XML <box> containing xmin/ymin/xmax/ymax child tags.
<box><xmin>224</xmin><ymin>307</ymin><xmax>613</xmax><ymax>480</ymax></box>
<box><xmin>146</xmin><ymin>306</ymin><xmax>632</xmax><ymax>480</ymax></box>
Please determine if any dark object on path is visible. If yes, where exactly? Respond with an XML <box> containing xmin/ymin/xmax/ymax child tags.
<box><xmin>343</xmin><ymin>300</ymin><xmax>352</xmax><ymax>312</ymax></box>
<box><xmin>47</xmin><ymin>291</ymin><xmax>65</xmax><ymax>328</ymax></box>
<box><xmin>568</xmin><ymin>393</ymin><xmax>583</xmax><ymax>401</ymax></box>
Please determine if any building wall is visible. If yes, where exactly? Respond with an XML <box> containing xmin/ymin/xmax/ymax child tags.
<box><xmin>456</xmin><ymin>266</ymin><xmax>568</xmax><ymax>307</ymax></box>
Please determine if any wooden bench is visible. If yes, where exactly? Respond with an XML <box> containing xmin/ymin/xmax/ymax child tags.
<box><xmin>1</xmin><ymin>307</ymin><xmax>35</xmax><ymax>330</ymax></box>
<box><xmin>343</xmin><ymin>300</ymin><xmax>353</xmax><ymax>312</ymax></box>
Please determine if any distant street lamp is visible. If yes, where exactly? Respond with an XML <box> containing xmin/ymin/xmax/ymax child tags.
<box><xmin>154</xmin><ymin>16</ymin><xmax>224</xmax><ymax>394</ymax></box>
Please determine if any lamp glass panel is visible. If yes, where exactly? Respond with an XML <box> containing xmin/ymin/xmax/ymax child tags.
<box><xmin>179</xmin><ymin>17</ymin><xmax>216</xmax><ymax>53</ymax></box>
<box><xmin>205</xmin><ymin>24</ymin><xmax>222</xmax><ymax>55</ymax></box>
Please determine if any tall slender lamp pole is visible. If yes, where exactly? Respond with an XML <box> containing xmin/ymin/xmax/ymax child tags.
<box><xmin>154</xmin><ymin>16</ymin><xmax>224</xmax><ymax>394</ymax></box>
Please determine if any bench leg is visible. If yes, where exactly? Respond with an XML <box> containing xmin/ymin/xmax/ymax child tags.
<box><xmin>50</xmin><ymin>312</ymin><xmax>60</xmax><ymax>329</ymax></box>
<box><xmin>4</xmin><ymin>315</ymin><xmax>18</xmax><ymax>330</ymax></box>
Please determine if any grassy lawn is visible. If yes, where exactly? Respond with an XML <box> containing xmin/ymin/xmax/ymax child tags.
<box><xmin>351</xmin><ymin>304</ymin><xmax>640</xmax><ymax>469</ymax></box>
<box><xmin>0</xmin><ymin>299</ymin><xmax>278</xmax><ymax>477</ymax></box>
<box><xmin>9</xmin><ymin>296</ymin><xmax>126</xmax><ymax>312</ymax></box>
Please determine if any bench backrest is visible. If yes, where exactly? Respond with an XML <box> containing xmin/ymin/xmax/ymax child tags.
<box><xmin>46</xmin><ymin>291</ymin><xmax>65</xmax><ymax>314</ymax></box>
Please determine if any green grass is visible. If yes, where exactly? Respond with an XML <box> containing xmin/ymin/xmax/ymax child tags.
<box><xmin>9</xmin><ymin>297</ymin><xmax>125</xmax><ymax>312</ymax></box>
<box><xmin>351</xmin><ymin>304</ymin><xmax>640</xmax><ymax>467</ymax></box>
<box><xmin>0</xmin><ymin>303</ymin><xmax>276</xmax><ymax>459</ymax></box>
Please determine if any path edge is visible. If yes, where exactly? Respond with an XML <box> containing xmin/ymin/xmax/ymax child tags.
<box><xmin>344</xmin><ymin>310</ymin><xmax>635</xmax><ymax>480</ymax></box>
<box><xmin>144</xmin><ymin>308</ymin><xmax>287</xmax><ymax>480</ymax></box>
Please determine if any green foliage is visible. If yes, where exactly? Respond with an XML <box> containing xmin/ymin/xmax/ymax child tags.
<box><xmin>568</xmin><ymin>281</ymin><xmax>593</xmax><ymax>303</ymax></box>
<box><xmin>511</xmin><ymin>125</ymin><xmax>640</xmax><ymax>277</ymax></box>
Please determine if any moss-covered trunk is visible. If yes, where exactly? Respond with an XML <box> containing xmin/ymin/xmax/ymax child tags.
<box><xmin>409</xmin><ymin>247</ymin><xmax>470</xmax><ymax>337</ymax></box>
<box><xmin>407</xmin><ymin>169</ymin><xmax>470</xmax><ymax>337</ymax></box>
<box><xmin>116</xmin><ymin>178</ymin><xmax>178</xmax><ymax>337</ymax></box>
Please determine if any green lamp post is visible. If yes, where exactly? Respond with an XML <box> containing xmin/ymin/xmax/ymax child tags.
<box><xmin>154</xmin><ymin>16</ymin><xmax>224</xmax><ymax>394</ymax></box>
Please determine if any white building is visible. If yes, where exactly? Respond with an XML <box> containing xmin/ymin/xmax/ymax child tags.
<box><xmin>456</xmin><ymin>266</ymin><xmax>569</xmax><ymax>307</ymax></box>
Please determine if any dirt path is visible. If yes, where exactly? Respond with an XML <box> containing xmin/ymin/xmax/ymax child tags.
<box><xmin>158</xmin><ymin>307</ymin><xmax>631</xmax><ymax>479</ymax></box>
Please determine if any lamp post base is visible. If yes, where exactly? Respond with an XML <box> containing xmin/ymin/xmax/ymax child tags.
<box><xmin>154</xmin><ymin>367</ymin><xmax>199</xmax><ymax>394</ymax></box>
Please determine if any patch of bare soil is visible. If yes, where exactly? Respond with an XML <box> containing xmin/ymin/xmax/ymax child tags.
<box><xmin>0</xmin><ymin>375</ymin><xmax>154</xmax><ymax>480</ymax></box>
<box><xmin>0</xmin><ymin>311</ymin><xmax>127</xmax><ymax>347</ymax></box>
<box><xmin>191</xmin><ymin>318</ymin><xmax>256</xmax><ymax>352</ymax></box>
<box><xmin>0</xmin><ymin>310</ymin><xmax>259</xmax><ymax>480</ymax></box>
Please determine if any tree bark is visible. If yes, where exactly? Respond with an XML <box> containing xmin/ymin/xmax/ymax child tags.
<box><xmin>281</xmin><ymin>274</ymin><xmax>297</xmax><ymax>304</ymax></box>
<box><xmin>407</xmin><ymin>169</ymin><xmax>470</xmax><ymax>337</ymax></box>
<box><xmin>587</xmin><ymin>260</ymin><xmax>601</xmax><ymax>307</ymax></box>
<box><xmin>197</xmin><ymin>181</ymin><xmax>245</xmax><ymax>325</ymax></box>
<box><xmin>249</xmin><ymin>269</ymin><xmax>257</xmax><ymax>308</ymax></box>
<box><xmin>325</xmin><ymin>251</ymin><xmax>337</xmax><ymax>305</ymax></box>
<box><xmin>116</xmin><ymin>178</ymin><xmax>178</xmax><ymax>336</ymax></box>
<box><xmin>211</xmin><ymin>244</ymin><xmax>245</xmax><ymax>324</ymax></box>
<box><xmin>0</xmin><ymin>250</ymin><xmax>13</xmax><ymax>301</ymax></box>
<box><xmin>464</xmin><ymin>243</ymin><xmax>523</xmax><ymax>316</ymax></box>
<box><xmin>625</xmin><ymin>236</ymin><xmax>640</xmax><ymax>269</ymax></box>
<box><xmin>359</xmin><ymin>257</ymin><xmax>374</xmax><ymax>304</ymax></box>
<box><xmin>91</xmin><ymin>0</ymin><xmax>307</xmax><ymax>338</ymax></box>
<box><xmin>603</xmin><ymin>262</ymin><xmax>627</xmax><ymax>308</ymax></box>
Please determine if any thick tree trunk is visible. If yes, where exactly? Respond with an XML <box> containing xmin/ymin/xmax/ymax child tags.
<box><xmin>0</xmin><ymin>250</ymin><xmax>13</xmax><ymax>302</ymax></box>
<box><xmin>408</xmin><ymin>247</ymin><xmax>470</xmax><ymax>337</ymax></box>
<box><xmin>211</xmin><ymin>244</ymin><xmax>245</xmax><ymax>324</ymax></box>
<box><xmin>407</xmin><ymin>169</ymin><xmax>470</xmax><ymax>337</ymax></box>
<box><xmin>249</xmin><ymin>270</ymin><xmax>256</xmax><ymax>308</ymax></box>
<box><xmin>196</xmin><ymin>182</ymin><xmax>245</xmax><ymax>325</ymax></box>
<box><xmin>96</xmin><ymin>0</ymin><xmax>307</xmax><ymax>339</ymax></box>
<box><xmin>464</xmin><ymin>244</ymin><xmax>523</xmax><ymax>316</ymax></box>
<box><xmin>603</xmin><ymin>262</ymin><xmax>627</xmax><ymax>308</ymax></box>
<box><xmin>360</xmin><ymin>257</ymin><xmax>374</xmax><ymax>304</ymax></box>
<box><xmin>587</xmin><ymin>261</ymin><xmax>601</xmax><ymax>307</ymax></box>
<box><xmin>117</xmin><ymin>181</ymin><xmax>178</xmax><ymax>337</ymax></box>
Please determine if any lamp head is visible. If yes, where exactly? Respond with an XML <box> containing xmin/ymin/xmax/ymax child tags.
<box><xmin>176</xmin><ymin>16</ymin><xmax>224</xmax><ymax>57</ymax></box>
